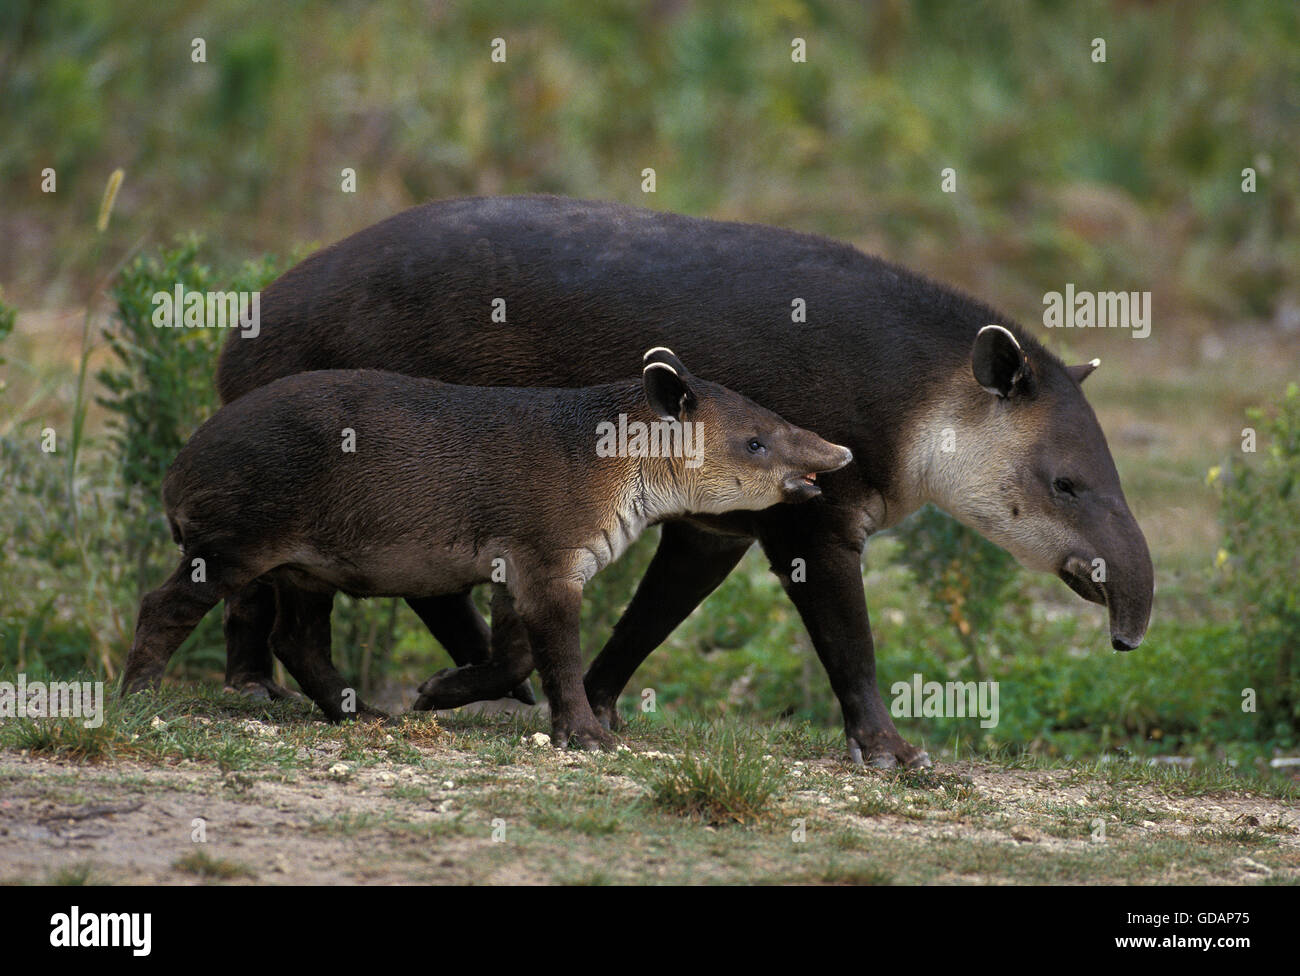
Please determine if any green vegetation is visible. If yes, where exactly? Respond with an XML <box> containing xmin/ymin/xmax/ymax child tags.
<box><xmin>631</xmin><ymin>719</ymin><xmax>788</xmax><ymax>824</ymax></box>
<box><xmin>2</xmin><ymin>0</ymin><xmax>1297</xmax><ymax>771</ymax></box>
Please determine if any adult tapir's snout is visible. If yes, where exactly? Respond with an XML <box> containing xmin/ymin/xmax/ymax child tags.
<box><xmin>1057</xmin><ymin>497</ymin><xmax>1154</xmax><ymax>651</ymax></box>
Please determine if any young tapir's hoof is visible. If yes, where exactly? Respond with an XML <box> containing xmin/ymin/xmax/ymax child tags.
<box><xmin>553</xmin><ymin>719</ymin><xmax>617</xmax><ymax>752</ymax></box>
<box><xmin>327</xmin><ymin>703</ymin><xmax>391</xmax><ymax>725</ymax></box>
<box><xmin>847</xmin><ymin>731</ymin><xmax>932</xmax><ymax>770</ymax></box>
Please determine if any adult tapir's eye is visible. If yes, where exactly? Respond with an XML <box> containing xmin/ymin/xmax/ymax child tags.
<box><xmin>1053</xmin><ymin>477</ymin><xmax>1077</xmax><ymax>497</ymax></box>
<box><xmin>747</xmin><ymin>438</ymin><xmax>766</xmax><ymax>455</ymax></box>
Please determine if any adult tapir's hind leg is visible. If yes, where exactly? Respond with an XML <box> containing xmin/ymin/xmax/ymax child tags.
<box><xmin>268</xmin><ymin>582</ymin><xmax>388</xmax><ymax>723</ymax></box>
<box><xmin>407</xmin><ymin>590</ymin><xmax>536</xmax><ymax>706</ymax></box>
<box><xmin>222</xmin><ymin>578</ymin><xmax>297</xmax><ymax>700</ymax></box>
<box><xmin>122</xmin><ymin>555</ymin><xmax>255</xmax><ymax>694</ymax></box>
<box><xmin>411</xmin><ymin>584</ymin><xmax>535</xmax><ymax>710</ymax></box>
<box><xmin>583</xmin><ymin>521</ymin><xmax>753</xmax><ymax>729</ymax></box>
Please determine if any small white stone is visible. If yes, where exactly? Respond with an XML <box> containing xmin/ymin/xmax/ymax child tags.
<box><xmin>150</xmin><ymin>716</ymin><xmax>167</xmax><ymax>730</ymax></box>
<box><xmin>528</xmin><ymin>733</ymin><xmax>552</xmax><ymax>748</ymax></box>
<box><xmin>327</xmin><ymin>763</ymin><xmax>350</xmax><ymax>780</ymax></box>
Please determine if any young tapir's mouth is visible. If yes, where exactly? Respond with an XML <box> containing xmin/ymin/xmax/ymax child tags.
<box><xmin>783</xmin><ymin>472</ymin><xmax>823</xmax><ymax>501</ymax></box>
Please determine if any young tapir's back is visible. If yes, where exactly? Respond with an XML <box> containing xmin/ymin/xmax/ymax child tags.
<box><xmin>165</xmin><ymin>369</ymin><xmax>644</xmax><ymax>596</ymax></box>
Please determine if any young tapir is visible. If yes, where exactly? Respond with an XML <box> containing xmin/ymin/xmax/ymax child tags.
<box><xmin>120</xmin><ymin>349</ymin><xmax>853</xmax><ymax>747</ymax></box>
<box><xmin>213</xmin><ymin>195</ymin><xmax>1155</xmax><ymax>768</ymax></box>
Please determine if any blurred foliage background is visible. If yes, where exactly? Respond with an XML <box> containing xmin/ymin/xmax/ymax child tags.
<box><xmin>1</xmin><ymin>0</ymin><xmax>1297</xmax><ymax>764</ymax></box>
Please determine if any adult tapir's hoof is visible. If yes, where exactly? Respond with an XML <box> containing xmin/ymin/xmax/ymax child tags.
<box><xmin>847</xmin><ymin>731</ymin><xmax>932</xmax><ymax>770</ymax></box>
<box><xmin>118</xmin><ymin>671</ymin><xmax>161</xmax><ymax>699</ymax></box>
<box><xmin>223</xmin><ymin>675</ymin><xmax>301</xmax><ymax>702</ymax></box>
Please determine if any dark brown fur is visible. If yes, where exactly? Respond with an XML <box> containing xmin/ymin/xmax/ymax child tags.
<box><xmin>121</xmin><ymin>358</ymin><xmax>850</xmax><ymax>747</ymax></box>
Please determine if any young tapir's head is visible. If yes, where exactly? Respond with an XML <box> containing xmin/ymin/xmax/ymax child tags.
<box><xmin>905</xmin><ymin>325</ymin><xmax>1154</xmax><ymax>651</ymax></box>
<box><xmin>638</xmin><ymin>347</ymin><xmax>853</xmax><ymax>514</ymax></box>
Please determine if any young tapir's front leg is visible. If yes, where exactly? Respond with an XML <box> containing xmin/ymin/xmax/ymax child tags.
<box><xmin>758</xmin><ymin>508</ymin><xmax>931</xmax><ymax>770</ymax></box>
<box><xmin>513</xmin><ymin>577</ymin><xmax>614</xmax><ymax>751</ymax></box>
<box><xmin>268</xmin><ymin>582</ymin><xmax>388</xmax><ymax>723</ymax></box>
<box><xmin>412</xmin><ymin>584</ymin><xmax>534</xmax><ymax>711</ymax></box>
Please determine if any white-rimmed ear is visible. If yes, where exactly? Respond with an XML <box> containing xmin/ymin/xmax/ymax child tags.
<box><xmin>1066</xmin><ymin>358</ymin><xmax>1101</xmax><ymax>384</ymax></box>
<box><xmin>972</xmin><ymin>324</ymin><xmax>1033</xmax><ymax>398</ymax></box>
<box><xmin>643</xmin><ymin>346</ymin><xmax>687</xmax><ymax>376</ymax></box>
<box><xmin>643</xmin><ymin>360</ymin><xmax>697</xmax><ymax>421</ymax></box>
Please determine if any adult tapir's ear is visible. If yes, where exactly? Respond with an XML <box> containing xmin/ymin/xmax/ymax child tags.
<box><xmin>643</xmin><ymin>360</ymin><xmax>697</xmax><ymax>421</ymax></box>
<box><xmin>1066</xmin><ymin>358</ymin><xmax>1101</xmax><ymax>384</ymax></box>
<box><xmin>972</xmin><ymin>325</ymin><xmax>1034</xmax><ymax>398</ymax></box>
<box><xmin>643</xmin><ymin>346</ymin><xmax>688</xmax><ymax>376</ymax></box>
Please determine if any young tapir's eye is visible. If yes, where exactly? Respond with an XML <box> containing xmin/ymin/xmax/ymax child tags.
<box><xmin>747</xmin><ymin>438</ymin><xmax>766</xmax><ymax>455</ymax></box>
<box><xmin>1053</xmin><ymin>478</ymin><xmax>1077</xmax><ymax>497</ymax></box>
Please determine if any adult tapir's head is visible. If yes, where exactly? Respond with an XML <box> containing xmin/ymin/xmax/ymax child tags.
<box><xmin>639</xmin><ymin>347</ymin><xmax>853</xmax><ymax>514</ymax></box>
<box><xmin>904</xmin><ymin>324</ymin><xmax>1153</xmax><ymax>651</ymax></box>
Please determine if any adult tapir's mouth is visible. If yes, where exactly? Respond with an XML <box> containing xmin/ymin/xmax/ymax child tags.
<box><xmin>1058</xmin><ymin>553</ymin><xmax>1148</xmax><ymax>652</ymax></box>
<box><xmin>1058</xmin><ymin>557</ymin><xmax>1105</xmax><ymax>606</ymax></box>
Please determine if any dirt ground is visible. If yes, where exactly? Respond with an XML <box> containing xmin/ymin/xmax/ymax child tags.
<box><xmin>1</xmin><ymin>705</ymin><xmax>1295</xmax><ymax>886</ymax></box>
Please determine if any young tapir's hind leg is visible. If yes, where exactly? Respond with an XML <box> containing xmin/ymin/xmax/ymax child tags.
<box><xmin>513</xmin><ymin>577</ymin><xmax>614</xmax><ymax>751</ymax></box>
<box><xmin>268</xmin><ymin>582</ymin><xmax>388</xmax><ymax>723</ymax></box>
<box><xmin>407</xmin><ymin>590</ymin><xmax>536</xmax><ymax>706</ymax></box>
<box><xmin>411</xmin><ymin>584</ymin><xmax>535</xmax><ymax>711</ymax></box>
<box><xmin>121</xmin><ymin>554</ymin><xmax>256</xmax><ymax>695</ymax></box>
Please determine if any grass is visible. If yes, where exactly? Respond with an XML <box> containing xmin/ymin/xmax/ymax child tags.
<box><xmin>631</xmin><ymin>720</ymin><xmax>787</xmax><ymax>825</ymax></box>
<box><xmin>172</xmin><ymin>850</ymin><xmax>257</xmax><ymax>880</ymax></box>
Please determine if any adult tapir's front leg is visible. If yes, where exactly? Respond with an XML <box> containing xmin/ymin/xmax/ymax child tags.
<box><xmin>584</xmin><ymin>520</ymin><xmax>754</xmax><ymax>729</ymax></box>
<box><xmin>758</xmin><ymin>506</ymin><xmax>932</xmax><ymax>770</ymax></box>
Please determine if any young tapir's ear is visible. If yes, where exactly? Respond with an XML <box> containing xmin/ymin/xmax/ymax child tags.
<box><xmin>1066</xmin><ymin>358</ymin><xmax>1101</xmax><ymax>384</ymax></box>
<box><xmin>643</xmin><ymin>346</ymin><xmax>688</xmax><ymax>376</ymax></box>
<box><xmin>972</xmin><ymin>325</ymin><xmax>1034</xmax><ymax>398</ymax></box>
<box><xmin>643</xmin><ymin>361</ymin><xmax>698</xmax><ymax>421</ymax></box>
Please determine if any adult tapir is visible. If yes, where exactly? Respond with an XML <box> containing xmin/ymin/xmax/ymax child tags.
<box><xmin>214</xmin><ymin>195</ymin><xmax>1153</xmax><ymax>768</ymax></box>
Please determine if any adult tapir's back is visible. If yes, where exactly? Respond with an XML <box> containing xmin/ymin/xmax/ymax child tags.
<box><xmin>216</xmin><ymin>195</ymin><xmax>990</xmax><ymax>495</ymax></box>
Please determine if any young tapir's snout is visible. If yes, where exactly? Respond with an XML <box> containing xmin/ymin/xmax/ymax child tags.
<box><xmin>905</xmin><ymin>324</ymin><xmax>1154</xmax><ymax>652</ymax></box>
